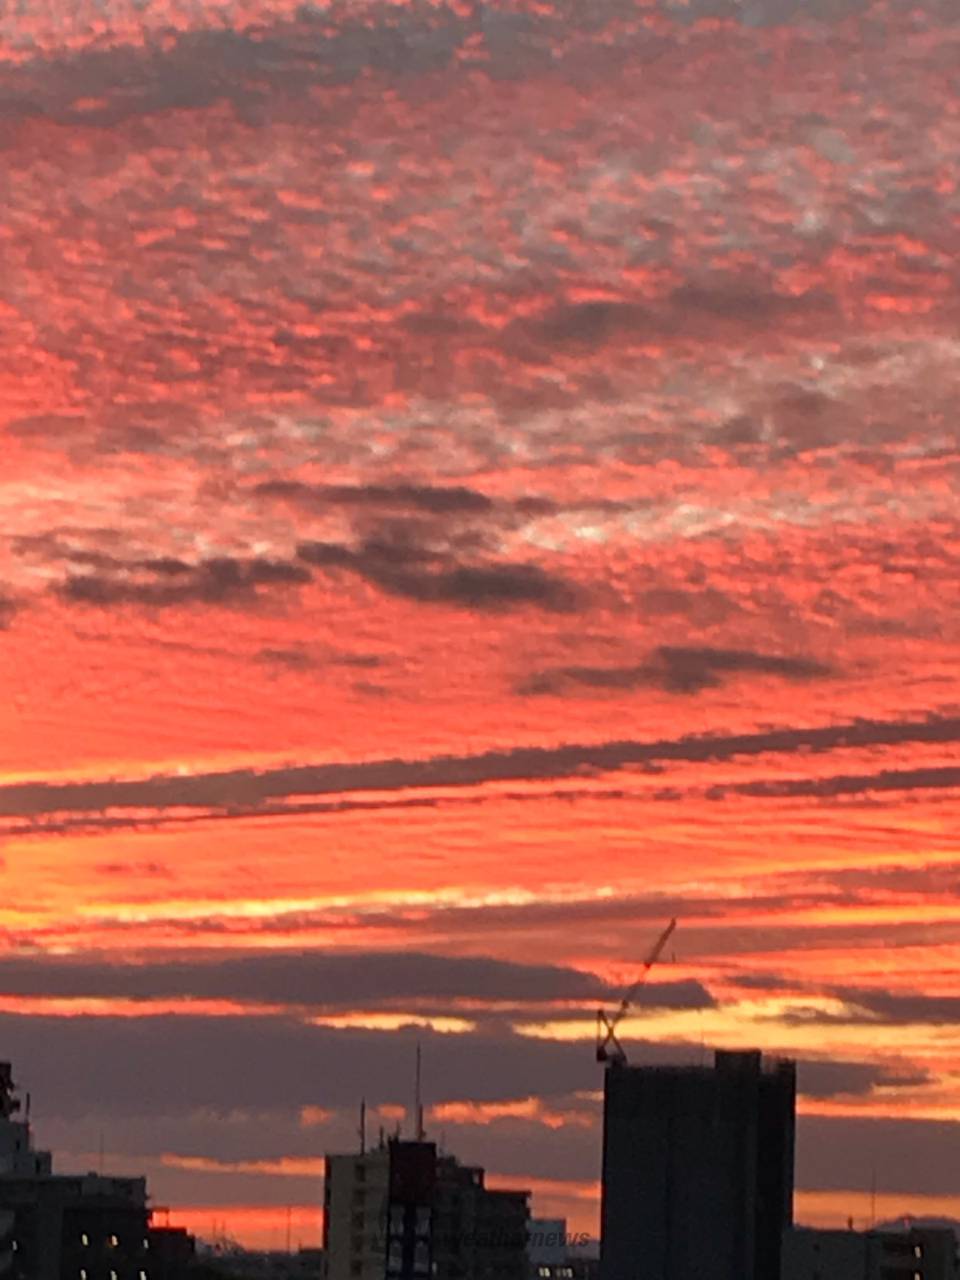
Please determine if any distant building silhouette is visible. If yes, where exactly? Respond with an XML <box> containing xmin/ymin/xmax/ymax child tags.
<box><xmin>784</xmin><ymin>1224</ymin><xmax>958</xmax><ymax>1280</ymax></box>
<box><xmin>600</xmin><ymin>1049</ymin><xmax>796</xmax><ymax>1280</ymax></box>
<box><xmin>324</xmin><ymin>1138</ymin><xmax>528</xmax><ymax>1280</ymax></box>
<box><xmin>194</xmin><ymin>1246</ymin><xmax>322</xmax><ymax>1277</ymax></box>
<box><xmin>0</xmin><ymin>1060</ymin><xmax>194</xmax><ymax>1279</ymax></box>
<box><xmin>527</xmin><ymin>1218</ymin><xmax>597</xmax><ymax>1280</ymax></box>
<box><xmin>148</xmin><ymin>1224</ymin><xmax>197</xmax><ymax>1277</ymax></box>
<box><xmin>527</xmin><ymin>1220</ymin><xmax>569</xmax><ymax>1269</ymax></box>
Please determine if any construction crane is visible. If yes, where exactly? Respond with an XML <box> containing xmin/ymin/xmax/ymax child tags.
<box><xmin>596</xmin><ymin>918</ymin><xmax>677</xmax><ymax>1066</ymax></box>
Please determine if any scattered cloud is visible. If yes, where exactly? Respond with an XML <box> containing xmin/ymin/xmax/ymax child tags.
<box><xmin>0</xmin><ymin>951</ymin><xmax>614</xmax><ymax>1008</ymax></box>
<box><xmin>92</xmin><ymin>861</ymin><xmax>173</xmax><ymax>879</ymax></box>
<box><xmin>298</xmin><ymin>539</ymin><xmax>577</xmax><ymax>613</ymax></box>
<box><xmin>799</xmin><ymin>1115</ymin><xmax>960</xmax><ymax>1196</ymax></box>
<box><xmin>256</xmin><ymin>481</ymin><xmax>494</xmax><ymax>516</ymax></box>
<box><xmin>521</xmin><ymin>646</ymin><xmax>832</xmax><ymax>696</ymax></box>
<box><xmin>721</xmin><ymin>766</ymin><xmax>960</xmax><ymax>801</ymax></box>
<box><xmin>56</xmin><ymin>556</ymin><xmax>311</xmax><ymax>609</ymax></box>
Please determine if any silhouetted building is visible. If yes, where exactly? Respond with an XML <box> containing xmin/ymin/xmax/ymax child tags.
<box><xmin>0</xmin><ymin>1167</ymin><xmax>151</xmax><ymax>1279</ymax></box>
<box><xmin>148</xmin><ymin>1224</ymin><xmax>197</xmax><ymax>1277</ymax></box>
<box><xmin>600</xmin><ymin>1049</ymin><xmax>796</xmax><ymax>1280</ymax></box>
<box><xmin>527</xmin><ymin>1217</ymin><xmax>598</xmax><ymax>1280</ymax></box>
<box><xmin>529</xmin><ymin>1259</ymin><xmax>597</xmax><ymax>1280</ymax></box>
<box><xmin>784</xmin><ymin>1225</ymin><xmax>958</xmax><ymax>1280</ymax></box>
<box><xmin>0</xmin><ymin>1061</ymin><xmax>153</xmax><ymax>1279</ymax></box>
<box><xmin>196</xmin><ymin>1250</ymin><xmax>323</xmax><ymax>1278</ymax></box>
<box><xmin>325</xmin><ymin>1139</ymin><xmax>529</xmax><ymax>1280</ymax></box>
<box><xmin>528</xmin><ymin>1220</ymin><xmax>568</xmax><ymax>1268</ymax></box>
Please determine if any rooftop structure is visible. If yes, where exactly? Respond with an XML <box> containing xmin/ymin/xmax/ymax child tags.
<box><xmin>324</xmin><ymin>1137</ymin><xmax>529</xmax><ymax>1280</ymax></box>
<box><xmin>600</xmin><ymin>1049</ymin><xmax>796</xmax><ymax>1280</ymax></box>
<box><xmin>0</xmin><ymin>1060</ymin><xmax>193</xmax><ymax>1279</ymax></box>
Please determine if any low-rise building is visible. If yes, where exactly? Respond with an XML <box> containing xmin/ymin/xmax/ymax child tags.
<box><xmin>324</xmin><ymin>1138</ymin><xmax>529</xmax><ymax>1280</ymax></box>
<box><xmin>0</xmin><ymin>1060</ymin><xmax>195</xmax><ymax>1279</ymax></box>
<box><xmin>528</xmin><ymin>1220</ymin><xmax>568</xmax><ymax>1269</ymax></box>
<box><xmin>784</xmin><ymin>1225</ymin><xmax>958</xmax><ymax>1280</ymax></box>
<box><xmin>527</xmin><ymin>1218</ymin><xmax>597</xmax><ymax>1280</ymax></box>
<box><xmin>148</xmin><ymin>1225</ymin><xmax>197</xmax><ymax>1277</ymax></box>
<box><xmin>195</xmin><ymin>1250</ymin><xmax>322</xmax><ymax>1278</ymax></box>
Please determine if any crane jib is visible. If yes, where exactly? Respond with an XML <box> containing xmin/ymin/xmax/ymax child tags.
<box><xmin>595</xmin><ymin>918</ymin><xmax>678</xmax><ymax>1066</ymax></box>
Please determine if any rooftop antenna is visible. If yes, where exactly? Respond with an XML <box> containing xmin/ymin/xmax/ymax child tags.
<box><xmin>0</xmin><ymin>1064</ymin><xmax>21</xmax><ymax>1121</ymax></box>
<box><xmin>359</xmin><ymin>1099</ymin><xmax>367</xmax><ymax>1155</ymax></box>
<box><xmin>414</xmin><ymin>1041</ymin><xmax>425</xmax><ymax>1141</ymax></box>
<box><xmin>596</xmin><ymin>918</ymin><xmax>677</xmax><ymax>1066</ymax></box>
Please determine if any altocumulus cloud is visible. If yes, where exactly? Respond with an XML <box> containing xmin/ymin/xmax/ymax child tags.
<box><xmin>297</xmin><ymin>538</ymin><xmax>578</xmax><ymax>613</ymax></box>
<box><xmin>57</xmin><ymin>555</ymin><xmax>311</xmax><ymax>609</ymax></box>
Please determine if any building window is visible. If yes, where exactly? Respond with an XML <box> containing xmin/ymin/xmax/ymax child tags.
<box><xmin>81</xmin><ymin>1234</ymin><xmax>90</xmax><ymax>1247</ymax></box>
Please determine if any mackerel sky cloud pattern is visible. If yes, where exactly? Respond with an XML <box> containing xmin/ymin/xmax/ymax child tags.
<box><xmin>3</xmin><ymin>0</ymin><xmax>960</xmax><ymax>1249</ymax></box>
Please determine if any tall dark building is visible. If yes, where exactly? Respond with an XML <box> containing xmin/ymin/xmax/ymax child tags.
<box><xmin>600</xmin><ymin>1050</ymin><xmax>796</xmax><ymax>1280</ymax></box>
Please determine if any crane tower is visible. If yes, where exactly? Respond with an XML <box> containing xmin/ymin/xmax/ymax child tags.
<box><xmin>596</xmin><ymin>918</ymin><xmax>677</xmax><ymax>1066</ymax></box>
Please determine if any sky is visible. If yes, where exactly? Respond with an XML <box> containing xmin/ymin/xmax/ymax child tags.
<box><xmin>2</xmin><ymin>0</ymin><xmax>960</xmax><ymax>1251</ymax></box>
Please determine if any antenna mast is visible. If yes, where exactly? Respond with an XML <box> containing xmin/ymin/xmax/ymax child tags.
<box><xmin>414</xmin><ymin>1041</ymin><xmax>425</xmax><ymax>1141</ymax></box>
<box><xmin>0</xmin><ymin>1064</ymin><xmax>21</xmax><ymax>1120</ymax></box>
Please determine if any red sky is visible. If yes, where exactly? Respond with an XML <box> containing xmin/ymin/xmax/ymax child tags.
<box><xmin>3</xmin><ymin>0</ymin><xmax>960</xmax><ymax>1251</ymax></box>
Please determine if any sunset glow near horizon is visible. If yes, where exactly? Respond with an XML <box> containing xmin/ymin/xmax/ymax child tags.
<box><xmin>3</xmin><ymin>0</ymin><xmax>960</xmax><ymax>1251</ymax></box>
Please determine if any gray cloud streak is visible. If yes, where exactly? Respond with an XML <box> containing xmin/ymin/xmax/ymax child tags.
<box><xmin>4</xmin><ymin>714</ymin><xmax>960</xmax><ymax>822</ymax></box>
